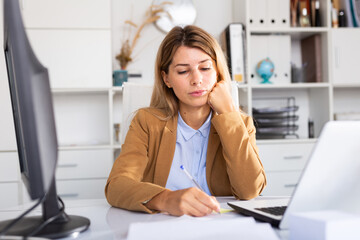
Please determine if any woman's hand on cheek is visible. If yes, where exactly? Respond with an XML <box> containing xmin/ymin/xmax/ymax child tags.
<box><xmin>208</xmin><ymin>80</ymin><xmax>237</xmax><ymax>114</ymax></box>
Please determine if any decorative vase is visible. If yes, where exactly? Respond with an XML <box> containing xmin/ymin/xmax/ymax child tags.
<box><xmin>113</xmin><ymin>70</ymin><xmax>128</xmax><ymax>86</ymax></box>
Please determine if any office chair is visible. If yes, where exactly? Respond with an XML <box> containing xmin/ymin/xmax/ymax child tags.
<box><xmin>120</xmin><ymin>82</ymin><xmax>153</xmax><ymax>144</ymax></box>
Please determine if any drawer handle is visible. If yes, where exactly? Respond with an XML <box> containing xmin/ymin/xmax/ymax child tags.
<box><xmin>59</xmin><ymin>193</ymin><xmax>79</xmax><ymax>198</ymax></box>
<box><xmin>58</xmin><ymin>164</ymin><xmax>78</xmax><ymax>168</ymax></box>
<box><xmin>284</xmin><ymin>184</ymin><xmax>297</xmax><ymax>188</ymax></box>
<box><xmin>283</xmin><ymin>156</ymin><xmax>303</xmax><ymax>160</ymax></box>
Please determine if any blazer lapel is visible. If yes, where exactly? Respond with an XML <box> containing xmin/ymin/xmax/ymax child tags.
<box><xmin>153</xmin><ymin>115</ymin><xmax>178</xmax><ymax>187</ymax></box>
<box><xmin>206</xmin><ymin>123</ymin><xmax>220</xmax><ymax>194</ymax></box>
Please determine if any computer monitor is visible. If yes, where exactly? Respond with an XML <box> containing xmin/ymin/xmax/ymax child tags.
<box><xmin>0</xmin><ymin>0</ymin><xmax>90</xmax><ymax>238</ymax></box>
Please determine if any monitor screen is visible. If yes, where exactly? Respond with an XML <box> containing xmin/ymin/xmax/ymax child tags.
<box><xmin>3</xmin><ymin>3</ymin><xmax>57</xmax><ymax>200</ymax></box>
<box><xmin>0</xmin><ymin>0</ymin><xmax>90</xmax><ymax>238</ymax></box>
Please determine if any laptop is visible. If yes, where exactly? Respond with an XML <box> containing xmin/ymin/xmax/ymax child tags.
<box><xmin>228</xmin><ymin>121</ymin><xmax>360</xmax><ymax>229</ymax></box>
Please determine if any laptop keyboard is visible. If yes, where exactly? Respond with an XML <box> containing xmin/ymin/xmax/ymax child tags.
<box><xmin>255</xmin><ymin>206</ymin><xmax>287</xmax><ymax>216</ymax></box>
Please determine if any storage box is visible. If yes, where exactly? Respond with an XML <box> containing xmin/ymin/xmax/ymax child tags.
<box><xmin>289</xmin><ymin>210</ymin><xmax>360</xmax><ymax>240</ymax></box>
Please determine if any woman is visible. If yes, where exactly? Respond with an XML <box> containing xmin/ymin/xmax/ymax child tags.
<box><xmin>105</xmin><ymin>25</ymin><xmax>266</xmax><ymax>217</ymax></box>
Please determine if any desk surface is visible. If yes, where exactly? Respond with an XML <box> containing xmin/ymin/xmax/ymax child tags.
<box><xmin>0</xmin><ymin>197</ymin><xmax>289</xmax><ymax>240</ymax></box>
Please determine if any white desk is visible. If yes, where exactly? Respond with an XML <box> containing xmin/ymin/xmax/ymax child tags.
<box><xmin>0</xmin><ymin>197</ymin><xmax>289</xmax><ymax>240</ymax></box>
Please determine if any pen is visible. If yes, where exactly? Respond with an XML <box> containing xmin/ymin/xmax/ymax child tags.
<box><xmin>180</xmin><ymin>165</ymin><xmax>221</xmax><ymax>214</ymax></box>
<box><xmin>180</xmin><ymin>165</ymin><xmax>205</xmax><ymax>192</ymax></box>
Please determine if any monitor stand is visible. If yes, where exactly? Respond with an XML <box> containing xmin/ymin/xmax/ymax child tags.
<box><xmin>0</xmin><ymin>180</ymin><xmax>90</xmax><ymax>239</ymax></box>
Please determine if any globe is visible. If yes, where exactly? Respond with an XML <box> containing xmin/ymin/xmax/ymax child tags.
<box><xmin>256</xmin><ymin>58</ymin><xmax>275</xmax><ymax>84</ymax></box>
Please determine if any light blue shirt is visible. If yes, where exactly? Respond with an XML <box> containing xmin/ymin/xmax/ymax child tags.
<box><xmin>165</xmin><ymin>112</ymin><xmax>212</xmax><ymax>195</ymax></box>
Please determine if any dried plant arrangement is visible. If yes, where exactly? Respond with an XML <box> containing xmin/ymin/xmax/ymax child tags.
<box><xmin>116</xmin><ymin>2</ymin><xmax>172</xmax><ymax>70</ymax></box>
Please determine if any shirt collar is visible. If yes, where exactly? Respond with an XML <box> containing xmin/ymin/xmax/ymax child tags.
<box><xmin>177</xmin><ymin>111</ymin><xmax>212</xmax><ymax>141</ymax></box>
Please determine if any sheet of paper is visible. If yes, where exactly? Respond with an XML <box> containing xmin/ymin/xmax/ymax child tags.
<box><xmin>127</xmin><ymin>215</ymin><xmax>279</xmax><ymax>240</ymax></box>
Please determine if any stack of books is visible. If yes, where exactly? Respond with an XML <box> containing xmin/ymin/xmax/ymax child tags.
<box><xmin>290</xmin><ymin>0</ymin><xmax>322</xmax><ymax>27</ymax></box>
<box><xmin>253</xmin><ymin>97</ymin><xmax>300</xmax><ymax>139</ymax></box>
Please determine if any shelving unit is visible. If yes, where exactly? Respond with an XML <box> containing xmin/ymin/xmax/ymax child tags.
<box><xmin>233</xmin><ymin>0</ymin><xmax>360</xmax><ymax>196</ymax></box>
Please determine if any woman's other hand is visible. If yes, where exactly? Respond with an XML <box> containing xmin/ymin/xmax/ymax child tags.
<box><xmin>144</xmin><ymin>187</ymin><xmax>220</xmax><ymax>217</ymax></box>
<box><xmin>208</xmin><ymin>80</ymin><xmax>237</xmax><ymax>114</ymax></box>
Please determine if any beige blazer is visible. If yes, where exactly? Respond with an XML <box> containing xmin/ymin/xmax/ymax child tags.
<box><xmin>105</xmin><ymin>108</ymin><xmax>266</xmax><ymax>213</ymax></box>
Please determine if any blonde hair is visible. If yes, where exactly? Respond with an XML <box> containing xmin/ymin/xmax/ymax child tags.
<box><xmin>150</xmin><ymin>25</ymin><xmax>231</xmax><ymax>119</ymax></box>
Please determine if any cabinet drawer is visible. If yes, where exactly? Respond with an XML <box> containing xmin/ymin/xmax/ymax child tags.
<box><xmin>0</xmin><ymin>153</ymin><xmax>20</xmax><ymax>182</ymax></box>
<box><xmin>56</xmin><ymin>149</ymin><xmax>113</xmax><ymax>180</ymax></box>
<box><xmin>261</xmin><ymin>171</ymin><xmax>302</xmax><ymax>196</ymax></box>
<box><xmin>56</xmin><ymin>179</ymin><xmax>107</xmax><ymax>200</ymax></box>
<box><xmin>258</xmin><ymin>142</ymin><xmax>314</xmax><ymax>171</ymax></box>
<box><xmin>0</xmin><ymin>183</ymin><xmax>19</xmax><ymax>209</ymax></box>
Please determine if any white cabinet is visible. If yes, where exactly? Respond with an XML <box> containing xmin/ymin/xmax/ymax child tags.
<box><xmin>331</xmin><ymin>29</ymin><xmax>360</xmax><ymax>85</ymax></box>
<box><xmin>258</xmin><ymin>142</ymin><xmax>313</xmax><ymax>172</ymax></box>
<box><xmin>56</xmin><ymin>149</ymin><xmax>113</xmax><ymax>180</ymax></box>
<box><xmin>0</xmin><ymin>153</ymin><xmax>21</xmax><ymax>208</ymax></box>
<box><xmin>0</xmin><ymin>153</ymin><xmax>20</xmax><ymax>182</ymax></box>
<box><xmin>261</xmin><ymin>171</ymin><xmax>302</xmax><ymax>196</ymax></box>
<box><xmin>331</xmin><ymin>29</ymin><xmax>360</xmax><ymax>121</ymax></box>
<box><xmin>257</xmin><ymin>141</ymin><xmax>315</xmax><ymax>196</ymax></box>
<box><xmin>55</xmin><ymin>149</ymin><xmax>112</xmax><ymax>200</ymax></box>
<box><xmin>0</xmin><ymin>183</ymin><xmax>20</xmax><ymax>209</ymax></box>
<box><xmin>57</xmin><ymin>179</ymin><xmax>107</xmax><ymax>200</ymax></box>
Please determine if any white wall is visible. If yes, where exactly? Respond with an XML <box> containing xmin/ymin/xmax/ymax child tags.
<box><xmin>111</xmin><ymin>0</ymin><xmax>234</xmax><ymax>84</ymax></box>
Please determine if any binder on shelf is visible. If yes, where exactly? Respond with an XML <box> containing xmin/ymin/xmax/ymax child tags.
<box><xmin>249</xmin><ymin>0</ymin><xmax>290</xmax><ymax>28</ymax></box>
<box><xmin>277</xmin><ymin>0</ymin><xmax>290</xmax><ymax>28</ymax></box>
<box><xmin>267</xmin><ymin>0</ymin><xmax>290</xmax><ymax>28</ymax></box>
<box><xmin>270</xmin><ymin>35</ymin><xmax>291</xmax><ymax>84</ymax></box>
<box><xmin>249</xmin><ymin>35</ymin><xmax>265</xmax><ymax>84</ymax></box>
<box><xmin>301</xmin><ymin>34</ymin><xmax>322</xmax><ymax>82</ymax></box>
<box><xmin>267</xmin><ymin>0</ymin><xmax>278</xmax><ymax>27</ymax></box>
<box><xmin>249</xmin><ymin>0</ymin><xmax>268</xmax><ymax>28</ymax></box>
<box><xmin>221</xmin><ymin>23</ymin><xmax>246</xmax><ymax>83</ymax></box>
